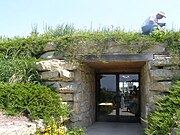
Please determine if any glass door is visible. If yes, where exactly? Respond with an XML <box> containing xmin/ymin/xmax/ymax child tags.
<box><xmin>96</xmin><ymin>73</ymin><xmax>140</xmax><ymax>122</ymax></box>
<box><xmin>119</xmin><ymin>74</ymin><xmax>140</xmax><ymax>121</ymax></box>
<box><xmin>97</xmin><ymin>74</ymin><xmax>118</xmax><ymax>121</ymax></box>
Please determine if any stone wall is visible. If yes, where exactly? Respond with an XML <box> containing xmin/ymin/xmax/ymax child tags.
<box><xmin>70</xmin><ymin>65</ymin><xmax>96</xmax><ymax>127</ymax></box>
<box><xmin>36</xmin><ymin>42</ymin><xmax>180</xmax><ymax>128</ymax></box>
<box><xmin>140</xmin><ymin>54</ymin><xmax>180</xmax><ymax>127</ymax></box>
<box><xmin>36</xmin><ymin>43</ymin><xmax>96</xmax><ymax>127</ymax></box>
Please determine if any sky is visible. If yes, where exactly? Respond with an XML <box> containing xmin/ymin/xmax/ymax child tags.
<box><xmin>0</xmin><ymin>0</ymin><xmax>180</xmax><ymax>37</ymax></box>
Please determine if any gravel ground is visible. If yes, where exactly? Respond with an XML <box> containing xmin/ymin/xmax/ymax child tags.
<box><xmin>0</xmin><ymin>112</ymin><xmax>36</xmax><ymax>135</ymax></box>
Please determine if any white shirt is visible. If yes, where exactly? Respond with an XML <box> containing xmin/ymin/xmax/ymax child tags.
<box><xmin>142</xmin><ymin>14</ymin><xmax>158</xmax><ymax>27</ymax></box>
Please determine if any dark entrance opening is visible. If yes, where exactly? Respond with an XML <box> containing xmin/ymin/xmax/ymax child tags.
<box><xmin>96</xmin><ymin>73</ymin><xmax>140</xmax><ymax>122</ymax></box>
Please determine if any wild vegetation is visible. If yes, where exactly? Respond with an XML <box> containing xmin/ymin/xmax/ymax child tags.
<box><xmin>0</xmin><ymin>24</ymin><xmax>180</xmax><ymax>134</ymax></box>
<box><xmin>0</xmin><ymin>24</ymin><xmax>179</xmax><ymax>62</ymax></box>
<box><xmin>0</xmin><ymin>83</ymin><xmax>70</xmax><ymax>122</ymax></box>
<box><xmin>145</xmin><ymin>80</ymin><xmax>180</xmax><ymax>135</ymax></box>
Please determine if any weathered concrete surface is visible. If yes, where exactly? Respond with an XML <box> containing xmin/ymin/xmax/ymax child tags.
<box><xmin>85</xmin><ymin>54</ymin><xmax>153</xmax><ymax>62</ymax></box>
<box><xmin>86</xmin><ymin>122</ymin><xmax>144</xmax><ymax>135</ymax></box>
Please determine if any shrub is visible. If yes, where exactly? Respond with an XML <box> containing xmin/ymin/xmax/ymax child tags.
<box><xmin>0</xmin><ymin>83</ymin><xmax>70</xmax><ymax>122</ymax></box>
<box><xmin>0</xmin><ymin>57</ymin><xmax>41</xmax><ymax>84</ymax></box>
<box><xmin>0</xmin><ymin>35</ymin><xmax>47</xmax><ymax>58</ymax></box>
<box><xmin>145</xmin><ymin>80</ymin><xmax>180</xmax><ymax>135</ymax></box>
<box><xmin>173</xmin><ymin>109</ymin><xmax>180</xmax><ymax>135</ymax></box>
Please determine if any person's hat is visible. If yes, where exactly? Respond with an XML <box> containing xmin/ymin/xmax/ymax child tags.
<box><xmin>158</xmin><ymin>11</ymin><xmax>166</xmax><ymax>18</ymax></box>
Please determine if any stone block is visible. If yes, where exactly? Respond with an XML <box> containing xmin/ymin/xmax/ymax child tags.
<box><xmin>59</xmin><ymin>70</ymin><xmax>74</xmax><ymax>81</ymax></box>
<box><xmin>73</xmin><ymin>102</ymin><xmax>81</xmax><ymax>114</ymax></box>
<box><xmin>152</xmin><ymin>55</ymin><xmax>174</xmax><ymax>66</ymax></box>
<box><xmin>40</xmin><ymin>70</ymin><xmax>60</xmax><ymax>80</ymax></box>
<box><xmin>163</xmin><ymin>66</ymin><xmax>180</xmax><ymax>70</ymax></box>
<box><xmin>40</xmin><ymin>51</ymin><xmax>64</xmax><ymax>59</ymax></box>
<box><xmin>149</xmin><ymin>82</ymin><xmax>172</xmax><ymax>92</ymax></box>
<box><xmin>74</xmin><ymin>93</ymin><xmax>82</xmax><ymax>102</ymax></box>
<box><xmin>81</xmin><ymin>93</ymin><xmax>89</xmax><ymax>101</ymax></box>
<box><xmin>43</xmin><ymin>81</ymin><xmax>60</xmax><ymax>90</ymax></box>
<box><xmin>43</xmin><ymin>42</ymin><xmax>57</xmax><ymax>52</ymax></box>
<box><xmin>60</xmin><ymin>82</ymin><xmax>80</xmax><ymax>91</ymax></box>
<box><xmin>36</xmin><ymin>59</ymin><xmax>63</xmax><ymax>71</ymax></box>
<box><xmin>106</xmin><ymin>44</ymin><xmax>130</xmax><ymax>54</ymax></box>
<box><xmin>150</xmin><ymin>69</ymin><xmax>174</xmax><ymax>81</ymax></box>
<box><xmin>40</xmin><ymin>51</ymin><xmax>56</xmax><ymax>59</ymax></box>
<box><xmin>36</xmin><ymin>59</ymin><xmax>77</xmax><ymax>71</ymax></box>
<box><xmin>40</xmin><ymin>70</ymin><xmax>74</xmax><ymax>81</ymax></box>
<box><xmin>70</xmin><ymin>112</ymin><xmax>79</xmax><ymax>122</ymax></box>
<box><xmin>148</xmin><ymin>92</ymin><xmax>162</xmax><ymax>105</ymax></box>
<box><xmin>44</xmin><ymin>82</ymin><xmax>81</xmax><ymax>93</ymax></box>
<box><xmin>74</xmin><ymin>70</ymin><xmax>82</xmax><ymax>82</ymax></box>
<box><xmin>80</xmin><ymin>101</ymin><xmax>90</xmax><ymax>113</ymax></box>
<box><xmin>79</xmin><ymin>117</ymin><xmax>89</xmax><ymax>127</ymax></box>
<box><xmin>59</xmin><ymin>93</ymin><xmax>73</xmax><ymax>101</ymax></box>
<box><xmin>142</xmin><ymin>44</ymin><xmax>166</xmax><ymax>53</ymax></box>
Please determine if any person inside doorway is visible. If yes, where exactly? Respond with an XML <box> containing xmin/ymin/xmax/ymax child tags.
<box><xmin>141</xmin><ymin>11</ymin><xmax>166</xmax><ymax>35</ymax></box>
<box><xmin>127</xmin><ymin>86</ymin><xmax>139</xmax><ymax>116</ymax></box>
<box><xmin>120</xmin><ymin>92</ymin><xmax>125</xmax><ymax>109</ymax></box>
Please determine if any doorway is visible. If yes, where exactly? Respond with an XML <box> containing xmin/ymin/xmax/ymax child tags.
<box><xmin>96</xmin><ymin>73</ymin><xmax>140</xmax><ymax>122</ymax></box>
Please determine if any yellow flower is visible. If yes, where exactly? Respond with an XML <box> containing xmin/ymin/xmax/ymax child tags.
<box><xmin>61</xmin><ymin>132</ymin><xmax>65</xmax><ymax>135</ymax></box>
<box><xmin>41</xmin><ymin>128</ymin><xmax>45</xmax><ymax>132</ymax></box>
<box><xmin>60</xmin><ymin>126</ymin><xmax>67</xmax><ymax>132</ymax></box>
<box><xmin>60</xmin><ymin>126</ymin><xmax>66</xmax><ymax>129</ymax></box>
<box><xmin>53</xmin><ymin>124</ymin><xmax>57</xmax><ymax>129</ymax></box>
<box><xmin>46</xmin><ymin>125</ymin><xmax>51</xmax><ymax>131</ymax></box>
<box><xmin>57</xmin><ymin>129</ymin><xmax>65</xmax><ymax>134</ymax></box>
<box><xmin>44</xmin><ymin>133</ymin><xmax>49</xmax><ymax>135</ymax></box>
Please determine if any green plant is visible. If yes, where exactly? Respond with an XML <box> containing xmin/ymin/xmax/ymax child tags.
<box><xmin>0</xmin><ymin>83</ymin><xmax>70</xmax><ymax>122</ymax></box>
<box><xmin>0</xmin><ymin>57</ymin><xmax>41</xmax><ymax>84</ymax></box>
<box><xmin>54</xmin><ymin>34</ymin><xmax>107</xmax><ymax>63</ymax></box>
<box><xmin>172</xmin><ymin>109</ymin><xmax>180</xmax><ymax>135</ymax></box>
<box><xmin>36</xmin><ymin>121</ymin><xmax>85</xmax><ymax>135</ymax></box>
<box><xmin>1</xmin><ymin>25</ymin><xmax>180</xmax><ymax>64</ymax></box>
<box><xmin>67</xmin><ymin>127</ymin><xmax>85</xmax><ymax>135</ymax></box>
<box><xmin>145</xmin><ymin>80</ymin><xmax>180</xmax><ymax>135</ymax></box>
<box><xmin>0</xmin><ymin>34</ymin><xmax>50</xmax><ymax>58</ymax></box>
<box><xmin>36</xmin><ymin>123</ymin><xmax>67</xmax><ymax>135</ymax></box>
<box><xmin>45</xmin><ymin>24</ymin><xmax>76</xmax><ymax>37</ymax></box>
